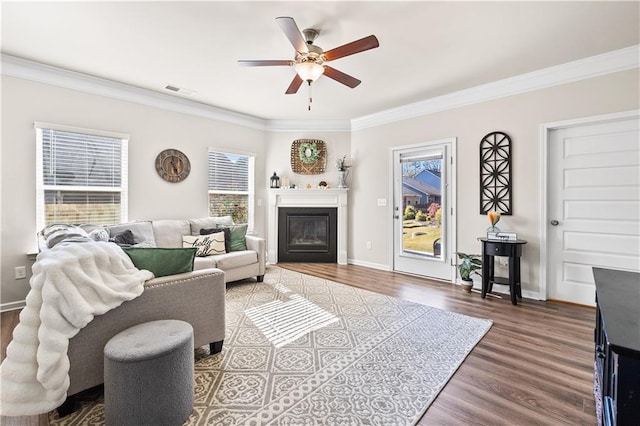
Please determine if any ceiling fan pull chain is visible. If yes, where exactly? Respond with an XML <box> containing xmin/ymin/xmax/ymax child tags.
<box><xmin>308</xmin><ymin>81</ymin><xmax>312</xmax><ymax>111</ymax></box>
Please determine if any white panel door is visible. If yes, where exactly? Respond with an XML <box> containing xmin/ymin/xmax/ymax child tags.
<box><xmin>548</xmin><ymin>116</ymin><xmax>640</xmax><ymax>305</ymax></box>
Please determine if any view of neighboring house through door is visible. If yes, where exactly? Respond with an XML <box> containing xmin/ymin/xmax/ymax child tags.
<box><xmin>392</xmin><ymin>138</ymin><xmax>456</xmax><ymax>281</ymax></box>
<box><xmin>543</xmin><ymin>110</ymin><xmax>640</xmax><ymax>306</ymax></box>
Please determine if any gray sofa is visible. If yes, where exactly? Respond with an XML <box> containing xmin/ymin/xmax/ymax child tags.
<box><xmin>62</xmin><ymin>268</ymin><xmax>225</xmax><ymax>415</ymax></box>
<box><xmin>55</xmin><ymin>217</ymin><xmax>265</xmax><ymax>415</ymax></box>
<box><xmin>107</xmin><ymin>217</ymin><xmax>266</xmax><ymax>283</ymax></box>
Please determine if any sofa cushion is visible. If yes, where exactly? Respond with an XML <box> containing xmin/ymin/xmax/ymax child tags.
<box><xmin>122</xmin><ymin>247</ymin><xmax>196</xmax><ymax>278</ymax></box>
<box><xmin>108</xmin><ymin>222</ymin><xmax>156</xmax><ymax>246</ymax></box>
<box><xmin>152</xmin><ymin>219</ymin><xmax>191</xmax><ymax>248</ymax></box>
<box><xmin>214</xmin><ymin>250</ymin><xmax>257</xmax><ymax>270</ymax></box>
<box><xmin>189</xmin><ymin>217</ymin><xmax>234</xmax><ymax>235</ymax></box>
<box><xmin>193</xmin><ymin>256</ymin><xmax>217</xmax><ymax>270</ymax></box>
<box><xmin>182</xmin><ymin>233</ymin><xmax>225</xmax><ymax>257</ymax></box>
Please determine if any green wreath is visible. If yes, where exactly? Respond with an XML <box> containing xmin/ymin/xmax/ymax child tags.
<box><xmin>298</xmin><ymin>142</ymin><xmax>320</xmax><ymax>164</ymax></box>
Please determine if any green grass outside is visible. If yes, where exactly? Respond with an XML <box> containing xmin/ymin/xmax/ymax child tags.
<box><xmin>402</xmin><ymin>220</ymin><xmax>441</xmax><ymax>254</ymax></box>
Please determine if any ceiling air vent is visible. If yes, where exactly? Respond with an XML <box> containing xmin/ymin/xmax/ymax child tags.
<box><xmin>163</xmin><ymin>84</ymin><xmax>196</xmax><ymax>96</ymax></box>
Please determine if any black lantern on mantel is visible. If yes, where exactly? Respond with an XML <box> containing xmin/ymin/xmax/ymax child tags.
<box><xmin>270</xmin><ymin>172</ymin><xmax>280</xmax><ymax>189</ymax></box>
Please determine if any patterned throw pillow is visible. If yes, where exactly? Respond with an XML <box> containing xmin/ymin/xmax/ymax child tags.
<box><xmin>200</xmin><ymin>227</ymin><xmax>231</xmax><ymax>253</ymax></box>
<box><xmin>41</xmin><ymin>224</ymin><xmax>91</xmax><ymax>248</ymax></box>
<box><xmin>182</xmin><ymin>233</ymin><xmax>225</xmax><ymax>257</ymax></box>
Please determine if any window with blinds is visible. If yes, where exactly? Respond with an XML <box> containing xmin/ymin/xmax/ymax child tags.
<box><xmin>35</xmin><ymin>123</ymin><xmax>128</xmax><ymax>229</ymax></box>
<box><xmin>208</xmin><ymin>149</ymin><xmax>254</xmax><ymax>227</ymax></box>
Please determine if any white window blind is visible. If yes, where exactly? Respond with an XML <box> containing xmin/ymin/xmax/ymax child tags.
<box><xmin>35</xmin><ymin>122</ymin><xmax>128</xmax><ymax>229</ymax></box>
<box><xmin>208</xmin><ymin>148</ymin><xmax>254</xmax><ymax>228</ymax></box>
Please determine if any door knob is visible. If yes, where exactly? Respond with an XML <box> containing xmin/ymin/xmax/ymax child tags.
<box><xmin>394</xmin><ymin>215</ymin><xmax>400</xmax><ymax>219</ymax></box>
<box><xmin>550</xmin><ymin>220</ymin><xmax>559</xmax><ymax>226</ymax></box>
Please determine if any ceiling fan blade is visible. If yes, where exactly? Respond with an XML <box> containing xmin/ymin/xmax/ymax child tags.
<box><xmin>285</xmin><ymin>74</ymin><xmax>304</xmax><ymax>94</ymax></box>
<box><xmin>276</xmin><ymin>17</ymin><xmax>308</xmax><ymax>53</ymax></box>
<box><xmin>238</xmin><ymin>60</ymin><xmax>293</xmax><ymax>67</ymax></box>
<box><xmin>323</xmin><ymin>66</ymin><xmax>361</xmax><ymax>88</ymax></box>
<box><xmin>323</xmin><ymin>35</ymin><xmax>379</xmax><ymax>61</ymax></box>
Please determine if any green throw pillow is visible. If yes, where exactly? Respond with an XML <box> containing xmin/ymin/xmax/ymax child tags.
<box><xmin>227</xmin><ymin>224</ymin><xmax>248</xmax><ymax>251</ymax></box>
<box><xmin>123</xmin><ymin>247</ymin><xmax>196</xmax><ymax>278</ymax></box>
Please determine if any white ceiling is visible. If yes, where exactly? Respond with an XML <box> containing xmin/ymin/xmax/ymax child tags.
<box><xmin>2</xmin><ymin>1</ymin><xmax>638</xmax><ymax>121</ymax></box>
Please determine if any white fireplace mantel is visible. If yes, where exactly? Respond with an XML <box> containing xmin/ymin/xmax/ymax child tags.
<box><xmin>268</xmin><ymin>188</ymin><xmax>348</xmax><ymax>265</ymax></box>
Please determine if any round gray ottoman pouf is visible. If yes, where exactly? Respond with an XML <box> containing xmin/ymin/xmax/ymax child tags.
<box><xmin>104</xmin><ymin>320</ymin><xmax>194</xmax><ymax>426</ymax></box>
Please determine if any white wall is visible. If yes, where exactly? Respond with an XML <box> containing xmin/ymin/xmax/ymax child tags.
<box><xmin>264</xmin><ymin>131</ymin><xmax>352</xmax><ymax>189</ymax></box>
<box><xmin>1</xmin><ymin>76</ymin><xmax>267</xmax><ymax>308</ymax></box>
<box><xmin>350</xmin><ymin>69</ymin><xmax>640</xmax><ymax>296</ymax></box>
<box><xmin>2</xmin><ymin>67</ymin><xmax>638</xmax><ymax>308</ymax></box>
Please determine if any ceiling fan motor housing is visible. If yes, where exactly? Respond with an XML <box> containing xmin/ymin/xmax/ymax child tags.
<box><xmin>296</xmin><ymin>44</ymin><xmax>324</xmax><ymax>66</ymax></box>
<box><xmin>302</xmin><ymin>28</ymin><xmax>319</xmax><ymax>44</ymax></box>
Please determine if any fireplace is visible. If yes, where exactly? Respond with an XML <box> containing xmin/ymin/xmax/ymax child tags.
<box><xmin>278</xmin><ymin>208</ymin><xmax>337</xmax><ymax>262</ymax></box>
<box><xmin>267</xmin><ymin>189</ymin><xmax>348</xmax><ymax>265</ymax></box>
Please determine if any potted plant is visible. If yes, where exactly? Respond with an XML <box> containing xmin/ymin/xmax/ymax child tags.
<box><xmin>457</xmin><ymin>252</ymin><xmax>482</xmax><ymax>292</ymax></box>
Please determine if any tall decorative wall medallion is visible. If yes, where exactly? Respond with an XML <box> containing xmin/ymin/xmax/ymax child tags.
<box><xmin>480</xmin><ymin>131</ymin><xmax>512</xmax><ymax>215</ymax></box>
<box><xmin>290</xmin><ymin>139</ymin><xmax>326</xmax><ymax>175</ymax></box>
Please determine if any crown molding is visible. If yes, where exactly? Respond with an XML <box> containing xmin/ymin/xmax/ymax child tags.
<box><xmin>266</xmin><ymin>119</ymin><xmax>351</xmax><ymax>132</ymax></box>
<box><xmin>3</xmin><ymin>45</ymin><xmax>638</xmax><ymax>133</ymax></box>
<box><xmin>351</xmin><ymin>44</ymin><xmax>640</xmax><ymax>131</ymax></box>
<box><xmin>1</xmin><ymin>53</ymin><xmax>268</xmax><ymax>131</ymax></box>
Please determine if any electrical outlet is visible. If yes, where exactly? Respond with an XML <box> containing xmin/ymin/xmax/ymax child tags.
<box><xmin>257</xmin><ymin>199</ymin><xmax>263</xmax><ymax>207</ymax></box>
<box><xmin>366</xmin><ymin>241</ymin><xmax>372</xmax><ymax>249</ymax></box>
<box><xmin>14</xmin><ymin>266</ymin><xmax>26</xmax><ymax>279</ymax></box>
<box><xmin>498</xmin><ymin>257</ymin><xmax>509</xmax><ymax>267</ymax></box>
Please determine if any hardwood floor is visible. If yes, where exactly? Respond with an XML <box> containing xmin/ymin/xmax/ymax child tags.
<box><xmin>278</xmin><ymin>263</ymin><xmax>597</xmax><ymax>425</ymax></box>
<box><xmin>1</xmin><ymin>263</ymin><xmax>596</xmax><ymax>425</ymax></box>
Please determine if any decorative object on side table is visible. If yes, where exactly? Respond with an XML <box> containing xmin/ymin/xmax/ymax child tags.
<box><xmin>270</xmin><ymin>172</ymin><xmax>280</xmax><ymax>188</ymax></box>
<box><xmin>336</xmin><ymin>155</ymin><xmax>351</xmax><ymax>188</ymax></box>
<box><xmin>480</xmin><ymin>131</ymin><xmax>512</xmax><ymax>215</ymax></box>
<box><xmin>290</xmin><ymin>139</ymin><xmax>326</xmax><ymax>174</ymax></box>
<box><xmin>486</xmin><ymin>210</ymin><xmax>501</xmax><ymax>234</ymax></box>
<box><xmin>457</xmin><ymin>252</ymin><xmax>482</xmax><ymax>292</ymax></box>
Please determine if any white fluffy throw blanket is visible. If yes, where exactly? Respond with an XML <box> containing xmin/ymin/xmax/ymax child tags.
<box><xmin>0</xmin><ymin>241</ymin><xmax>153</xmax><ymax>416</ymax></box>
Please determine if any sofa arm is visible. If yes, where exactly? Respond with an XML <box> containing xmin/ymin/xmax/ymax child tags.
<box><xmin>246</xmin><ymin>235</ymin><xmax>266</xmax><ymax>276</ymax></box>
<box><xmin>66</xmin><ymin>268</ymin><xmax>225</xmax><ymax>396</ymax></box>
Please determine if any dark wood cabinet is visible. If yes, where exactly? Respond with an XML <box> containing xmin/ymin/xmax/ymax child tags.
<box><xmin>593</xmin><ymin>268</ymin><xmax>640</xmax><ymax>426</ymax></box>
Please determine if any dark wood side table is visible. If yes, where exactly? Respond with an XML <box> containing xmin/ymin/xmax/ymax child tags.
<box><xmin>479</xmin><ymin>238</ymin><xmax>527</xmax><ymax>305</ymax></box>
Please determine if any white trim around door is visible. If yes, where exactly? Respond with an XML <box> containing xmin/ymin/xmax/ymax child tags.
<box><xmin>389</xmin><ymin>138</ymin><xmax>457</xmax><ymax>282</ymax></box>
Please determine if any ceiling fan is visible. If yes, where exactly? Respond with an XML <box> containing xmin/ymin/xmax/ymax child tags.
<box><xmin>239</xmin><ymin>17</ymin><xmax>379</xmax><ymax>109</ymax></box>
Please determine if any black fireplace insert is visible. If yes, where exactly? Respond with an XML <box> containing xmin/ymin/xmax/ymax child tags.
<box><xmin>278</xmin><ymin>207</ymin><xmax>337</xmax><ymax>262</ymax></box>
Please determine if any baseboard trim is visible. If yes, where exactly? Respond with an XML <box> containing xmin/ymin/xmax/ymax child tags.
<box><xmin>1</xmin><ymin>300</ymin><xmax>26</xmax><ymax>312</ymax></box>
<box><xmin>347</xmin><ymin>258</ymin><xmax>390</xmax><ymax>271</ymax></box>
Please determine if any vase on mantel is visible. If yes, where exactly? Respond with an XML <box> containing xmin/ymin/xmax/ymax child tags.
<box><xmin>337</xmin><ymin>169</ymin><xmax>349</xmax><ymax>188</ymax></box>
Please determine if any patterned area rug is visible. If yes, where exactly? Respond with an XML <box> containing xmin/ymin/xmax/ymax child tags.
<box><xmin>50</xmin><ymin>266</ymin><xmax>492</xmax><ymax>425</ymax></box>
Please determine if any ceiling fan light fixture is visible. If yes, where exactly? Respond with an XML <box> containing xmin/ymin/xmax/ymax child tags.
<box><xmin>295</xmin><ymin>61</ymin><xmax>324</xmax><ymax>82</ymax></box>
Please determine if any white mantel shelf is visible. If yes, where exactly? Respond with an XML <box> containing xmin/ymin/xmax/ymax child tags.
<box><xmin>268</xmin><ymin>188</ymin><xmax>348</xmax><ymax>265</ymax></box>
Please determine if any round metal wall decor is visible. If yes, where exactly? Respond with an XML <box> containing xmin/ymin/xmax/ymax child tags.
<box><xmin>479</xmin><ymin>131</ymin><xmax>512</xmax><ymax>215</ymax></box>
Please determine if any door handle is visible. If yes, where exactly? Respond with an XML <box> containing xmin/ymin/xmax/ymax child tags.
<box><xmin>550</xmin><ymin>220</ymin><xmax>559</xmax><ymax>226</ymax></box>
